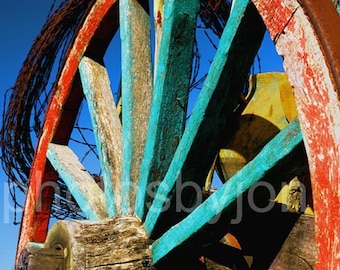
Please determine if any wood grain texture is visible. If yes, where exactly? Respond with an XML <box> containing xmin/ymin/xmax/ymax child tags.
<box><xmin>119</xmin><ymin>0</ymin><xmax>153</xmax><ymax>215</ymax></box>
<box><xmin>79</xmin><ymin>56</ymin><xmax>122</xmax><ymax>217</ymax></box>
<box><xmin>135</xmin><ymin>0</ymin><xmax>200</xmax><ymax>219</ymax></box>
<box><xmin>44</xmin><ymin>216</ymin><xmax>154</xmax><ymax>269</ymax></box>
<box><xmin>47</xmin><ymin>143</ymin><xmax>108</xmax><ymax>220</ymax></box>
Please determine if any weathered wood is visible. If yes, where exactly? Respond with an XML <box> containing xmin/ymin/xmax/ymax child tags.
<box><xmin>253</xmin><ymin>0</ymin><xmax>340</xmax><ymax>268</ymax></box>
<box><xmin>270</xmin><ymin>214</ymin><xmax>317</xmax><ymax>269</ymax></box>
<box><xmin>42</xmin><ymin>217</ymin><xmax>154</xmax><ymax>269</ymax></box>
<box><xmin>17</xmin><ymin>243</ymin><xmax>65</xmax><ymax>270</ymax></box>
<box><xmin>144</xmin><ymin>0</ymin><xmax>265</xmax><ymax>234</ymax></box>
<box><xmin>47</xmin><ymin>143</ymin><xmax>108</xmax><ymax>220</ymax></box>
<box><xmin>151</xmin><ymin>118</ymin><xmax>303</xmax><ymax>264</ymax></box>
<box><xmin>135</xmin><ymin>0</ymin><xmax>200</xmax><ymax>219</ymax></box>
<box><xmin>79</xmin><ymin>56</ymin><xmax>122</xmax><ymax>217</ymax></box>
<box><xmin>119</xmin><ymin>0</ymin><xmax>153</xmax><ymax>215</ymax></box>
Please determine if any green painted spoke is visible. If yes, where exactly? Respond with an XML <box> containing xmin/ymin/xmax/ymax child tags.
<box><xmin>151</xmin><ymin>118</ymin><xmax>303</xmax><ymax>263</ymax></box>
<box><xmin>135</xmin><ymin>0</ymin><xmax>200</xmax><ymax>219</ymax></box>
<box><xmin>144</xmin><ymin>0</ymin><xmax>265</xmax><ymax>233</ymax></box>
<box><xmin>79</xmin><ymin>57</ymin><xmax>122</xmax><ymax>217</ymax></box>
<box><xmin>47</xmin><ymin>143</ymin><xmax>108</xmax><ymax>220</ymax></box>
<box><xmin>119</xmin><ymin>0</ymin><xmax>153</xmax><ymax>215</ymax></box>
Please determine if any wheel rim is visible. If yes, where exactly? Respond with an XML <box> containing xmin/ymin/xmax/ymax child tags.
<box><xmin>15</xmin><ymin>0</ymin><xmax>340</xmax><ymax>268</ymax></box>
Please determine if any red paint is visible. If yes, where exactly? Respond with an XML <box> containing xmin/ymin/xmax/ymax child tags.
<box><xmin>16</xmin><ymin>0</ymin><xmax>117</xmax><ymax>266</ymax></box>
<box><xmin>253</xmin><ymin>0</ymin><xmax>340</xmax><ymax>268</ymax></box>
<box><xmin>156</xmin><ymin>10</ymin><xmax>162</xmax><ymax>26</ymax></box>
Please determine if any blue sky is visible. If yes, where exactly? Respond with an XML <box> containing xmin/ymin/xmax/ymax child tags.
<box><xmin>0</xmin><ymin>1</ymin><xmax>284</xmax><ymax>269</ymax></box>
<box><xmin>0</xmin><ymin>1</ymin><xmax>54</xmax><ymax>269</ymax></box>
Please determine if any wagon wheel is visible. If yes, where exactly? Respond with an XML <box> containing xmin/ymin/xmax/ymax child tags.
<box><xmin>15</xmin><ymin>0</ymin><xmax>339</xmax><ymax>269</ymax></box>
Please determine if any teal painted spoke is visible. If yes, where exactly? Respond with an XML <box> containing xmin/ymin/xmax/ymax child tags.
<box><xmin>47</xmin><ymin>143</ymin><xmax>108</xmax><ymax>220</ymax></box>
<box><xmin>79</xmin><ymin>57</ymin><xmax>122</xmax><ymax>217</ymax></box>
<box><xmin>144</xmin><ymin>0</ymin><xmax>266</xmax><ymax>233</ymax></box>
<box><xmin>135</xmin><ymin>0</ymin><xmax>200</xmax><ymax>219</ymax></box>
<box><xmin>151</xmin><ymin>118</ymin><xmax>303</xmax><ymax>263</ymax></box>
<box><xmin>119</xmin><ymin>0</ymin><xmax>153</xmax><ymax>215</ymax></box>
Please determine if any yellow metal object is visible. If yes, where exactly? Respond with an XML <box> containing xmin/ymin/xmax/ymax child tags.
<box><xmin>204</xmin><ymin>72</ymin><xmax>304</xmax><ymax>213</ymax></box>
<box><xmin>217</xmin><ymin>72</ymin><xmax>298</xmax><ymax>181</ymax></box>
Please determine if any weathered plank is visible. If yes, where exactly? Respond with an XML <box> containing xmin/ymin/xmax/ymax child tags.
<box><xmin>119</xmin><ymin>0</ymin><xmax>153</xmax><ymax>215</ymax></box>
<box><xmin>47</xmin><ymin>143</ymin><xmax>108</xmax><ymax>220</ymax></box>
<box><xmin>79</xmin><ymin>56</ymin><xmax>122</xmax><ymax>217</ymax></box>
<box><xmin>144</xmin><ymin>0</ymin><xmax>265</xmax><ymax>233</ymax></box>
<box><xmin>151</xmin><ymin>118</ymin><xmax>303</xmax><ymax>264</ymax></box>
<box><xmin>135</xmin><ymin>0</ymin><xmax>200</xmax><ymax>219</ymax></box>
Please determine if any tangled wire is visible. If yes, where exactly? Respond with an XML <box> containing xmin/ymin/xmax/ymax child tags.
<box><xmin>1</xmin><ymin>0</ymin><xmax>231</xmax><ymax>223</ymax></box>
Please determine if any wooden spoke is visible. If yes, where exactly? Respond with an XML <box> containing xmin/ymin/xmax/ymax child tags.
<box><xmin>135</xmin><ymin>0</ymin><xmax>200</xmax><ymax>219</ymax></box>
<box><xmin>151</xmin><ymin>118</ymin><xmax>303</xmax><ymax>263</ymax></box>
<box><xmin>119</xmin><ymin>0</ymin><xmax>153</xmax><ymax>215</ymax></box>
<box><xmin>79</xmin><ymin>56</ymin><xmax>122</xmax><ymax>217</ymax></box>
<box><xmin>144</xmin><ymin>0</ymin><xmax>265</xmax><ymax>233</ymax></box>
<box><xmin>47</xmin><ymin>143</ymin><xmax>108</xmax><ymax>220</ymax></box>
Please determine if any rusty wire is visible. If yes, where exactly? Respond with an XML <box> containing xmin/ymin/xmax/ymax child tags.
<box><xmin>1</xmin><ymin>0</ymin><xmax>231</xmax><ymax>223</ymax></box>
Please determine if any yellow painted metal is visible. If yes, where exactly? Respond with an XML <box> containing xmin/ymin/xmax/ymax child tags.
<box><xmin>203</xmin><ymin>72</ymin><xmax>309</xmax><ymax>211</ymax></box>
<box><xmin>216</xmin><ymin>72</ymin><xmax>298</xmax><ymax>181</ymax></box>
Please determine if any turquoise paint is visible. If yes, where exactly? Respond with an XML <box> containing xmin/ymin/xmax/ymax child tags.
<box><xmin>151</xmin><ymin>117</ymin><xmax>303</xmax><ymax>263</ymax></box>
<box><xmin>79</xmin><ymin>57</ymin><xmax>118</xmax><ymax>217</ymax></box>
<box><xmin>47</xmin><ymin>145</ymin><xmax>105</xmax><ymax>221</ymax></box>
<box><xmin>119</xmin><ymin>0</ymin><xmax>152</xmax><ymax>215</ymax></box>
<box><xmin>135</xmin><ymin>0</ymin><xmax>200</xmax><ymax>219</ymax></box>
<box><xmin>144</xmin><ymin>0</ymin><xmax>251</xmax><ymax>234</ymax></box>
<box><xmin>119</xmin><ymin>0</ymin><xmax>134</xmax><ymax>215</ymax></box>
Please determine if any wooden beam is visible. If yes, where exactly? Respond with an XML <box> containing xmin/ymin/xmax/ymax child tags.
<box><xmin>79</xmin><ymin>56</ymin><xmax>122</xmax><ymax>217</ymax></box>
<box><xmin>135</xmin><ymin>0</ymin><xmax>200</xmax><ymax>219</ymax></box>
<box><xmin>151</xmin><ymin>118</ymin><xmax>303</xmax><ymax>264</ymax></box>
<box><xmin>47</xmin><ymin>143</ymin><xmax>108</xmax><ymax>220</ymax></box>
<box><xmin>119</xmin><ymin>0</ymin><xmax>153</xmax><ymax>215</ymax></box>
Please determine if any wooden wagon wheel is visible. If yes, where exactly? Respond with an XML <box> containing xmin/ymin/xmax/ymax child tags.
<box><xmin>15</xmin><ymin>0</ymin><xmax>339</xmax><ymax>269</ymax></box>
